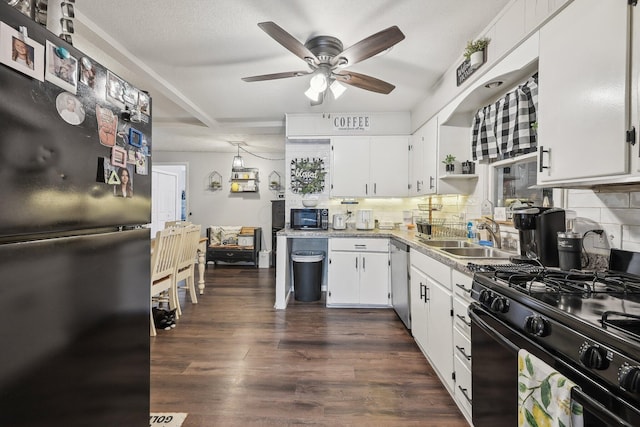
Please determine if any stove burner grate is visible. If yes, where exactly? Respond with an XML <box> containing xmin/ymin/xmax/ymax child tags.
<box><xmin>602</xmin><ymin>311</ymin><xmax>640</xmax><ymax>342</ymax></box>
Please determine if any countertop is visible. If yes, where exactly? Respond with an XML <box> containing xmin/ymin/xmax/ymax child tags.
<box><xmin>277</xmin><ymin>227</ymin><xmax>514</xmax><ymax>276</ymax></box>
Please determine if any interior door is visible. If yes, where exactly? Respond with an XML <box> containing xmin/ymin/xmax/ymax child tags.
<box><xmin>151</xmin><ymin>168</ymin><xmax>178</xmax><ymax>235</ymax></box>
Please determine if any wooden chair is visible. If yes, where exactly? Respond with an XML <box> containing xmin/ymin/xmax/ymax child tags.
<box><xmin>150</xmin><ymin>226</ymin><xmax>182</xmax><ymax>336</ymax></box>
<box><xmin>174</xmin><ymin>224</ymin><xmax>202</xmax><ymax>317</ymax></box>
<box><xmin>165</xmin><ymin>220</ymin><xmax>192</xmax><ymax>227</ymax></box>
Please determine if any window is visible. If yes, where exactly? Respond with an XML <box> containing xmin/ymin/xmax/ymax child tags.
<box><xmin>493</xmin><ymin>153</ymin><xmax>552</xmax><ymax>211</ymax></box>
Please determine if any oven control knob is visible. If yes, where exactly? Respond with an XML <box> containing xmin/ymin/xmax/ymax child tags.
<box><xmin>490</xmin><ymin>296</ymin><xmax>510</xmax><ymax>313</ymax></box>
<box><xmin>524</xmin><ymin>315</ymin><xmax>551</xmax><ymax>337</ymax></box>
<box><xmin>579</xmin><ymin>345</ymin><xmax>609</xmax><ymax>370</ymax></box>
<box><xmin>619</xmin><ymin>365</ymin><xmax>640</xmax><ymax>392</ymax></box>
<box><xmin>479</xmin><ymin>289</ymin><xmax>492</xmax><ymax>305</ymax></box>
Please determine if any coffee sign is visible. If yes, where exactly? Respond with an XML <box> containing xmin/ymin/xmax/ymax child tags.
<box><xmin>333</xmin><ymin>115</ymin><xmax>371</xmax><ymax>131</ymax></box>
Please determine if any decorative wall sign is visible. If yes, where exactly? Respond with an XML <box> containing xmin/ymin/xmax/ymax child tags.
<box><xmin>0</xmin><ymin>22</ymin><xmax>44</xmax><ymax>81</ymax></box>
<box><xmin>456</xmin><ymin>52</ymin><xmax>486</xmax><ymax>87</ymax></box>
<box><xmin>332</xmin><ymin>114</ymin><xmax>371</xmax><ymax>131</ymax></box>
<box><xmin>45</xmin><ymin>40</ymin><xmax>78</xmax><ymax>94</ymax></box>
<box><xmin>290</xmin><ymin>157</ymin><xmax>326</xmax><ymax>194</ymax></box>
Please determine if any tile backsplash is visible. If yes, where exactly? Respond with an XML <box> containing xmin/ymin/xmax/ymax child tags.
<box><xmin>567</xmin><ymin>189</ymin><xmax>640</xmax><ymax>253</ymax></box>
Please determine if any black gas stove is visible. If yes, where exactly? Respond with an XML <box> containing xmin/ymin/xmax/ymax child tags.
<box><xmin>470</xmin><ymin>262</ymin><xmax>640</xmax><ymax>425</ymax></box>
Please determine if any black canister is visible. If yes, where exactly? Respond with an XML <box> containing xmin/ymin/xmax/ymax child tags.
<box><xmin>557</xmin><ymin>231</ymin><xmax>582</xmax><ymax>271</ymax></box>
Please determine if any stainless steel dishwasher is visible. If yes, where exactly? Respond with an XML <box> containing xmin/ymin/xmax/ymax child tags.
<box><xmin>390</xmin><ymin>240</ymin><xmax>410</xmax><ymax>329</ymax></box>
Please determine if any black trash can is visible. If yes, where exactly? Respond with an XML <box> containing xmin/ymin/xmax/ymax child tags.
<box><xmin>291</xmin><ymin>250</ymin><xmax>324</xmax><ymax>302</ymax></box>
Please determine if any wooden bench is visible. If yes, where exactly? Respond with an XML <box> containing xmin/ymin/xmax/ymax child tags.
<box><xmin>206</xmin><ymin>226</ymin><xmax>262</xmax><ymax>267</ymax></box>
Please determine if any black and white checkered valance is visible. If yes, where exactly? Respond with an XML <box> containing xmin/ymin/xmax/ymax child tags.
<box><xmin>472</xmin><ymin>76</ymin><xmax>538</xmax><ymax>161</ymax></box>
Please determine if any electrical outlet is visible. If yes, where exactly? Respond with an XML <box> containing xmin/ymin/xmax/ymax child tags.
<box><xmin>593</xmin><ymin>232</ymin><xmax>609</xmax><ymax>249</ymax></box>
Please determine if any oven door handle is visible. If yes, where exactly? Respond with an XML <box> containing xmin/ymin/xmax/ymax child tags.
<box><xmin>571</xmin><ymin>388</ymin><xmax>635</xmax><ymax>427</ymax></box>
<box><xmin>470</xmin><ymin>303</ymin><xmax>638</xmax><ymax>427</ymax></box>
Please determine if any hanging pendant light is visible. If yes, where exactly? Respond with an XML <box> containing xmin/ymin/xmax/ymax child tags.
<box><xmin>232</xmin><ymin>144</ymin><xmax>244</xmax><ymax>169</ymax></box>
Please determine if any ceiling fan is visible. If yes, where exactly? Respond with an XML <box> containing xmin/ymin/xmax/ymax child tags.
<box><xmin>242</xmin><ymin>22</ymin><xmax>405</xmax><ymax>105</ymax></box>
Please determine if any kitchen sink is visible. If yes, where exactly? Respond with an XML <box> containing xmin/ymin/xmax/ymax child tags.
<box><xmin>423</xmin><ymin>240</ymin><xmax>477</xmax><ymax>248</ymax></box>
<box><xmin>438</xmin><ymin>246</ymin><xmax>513</xmax><ymax>259</ymax></box>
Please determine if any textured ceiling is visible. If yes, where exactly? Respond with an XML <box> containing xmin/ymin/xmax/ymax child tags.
<box><xmin>74</xmin><ymin>0</ymin><xmax>511</xmax><ymax>152</ymax></box>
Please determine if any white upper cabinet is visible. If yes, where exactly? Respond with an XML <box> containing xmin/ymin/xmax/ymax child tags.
<box><xmin>369</xmin><ymin>136</ymin><xmax>410</xmax><ymax>197</ymax></box>
<box><xmin>331</xmin><ymin>136</ymin><xmax>370</xmax><ymax>197</ymax></box>
<box><xmin>331</xmin><ymin>136</ymin><xmax>408</xmax><ymax>197</ymax></box>
<box><xmin>537</xmin><ymin>0</ymin><xmax>631</xmax><ymax>184</ymax></box>
<box><xmin>409</xmin><ymin>117</ymin><xmax>437</xmax><ymax>196</ymax></box>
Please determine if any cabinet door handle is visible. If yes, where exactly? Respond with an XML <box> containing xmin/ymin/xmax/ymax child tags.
<box><xmin>456</xmin><ymin>345</ymin><xmax>472</xmax><ymax>361</ymax></box>
<box><xmin>420</xmin><ymin>283</ymin><xmax>426</xmax><ymax>300</ymax></box>
<box><xmin>416</xmin><ymin>180</ymin><xmax>421</xmax><ymax>192</ymax></box>
<box><xmin>458</xmin><ymin>386</ymin><xmax>472</xmax><ymax>404</ymax></box>
<box><xmin>373</xmin><ymin>183</ymin><xmax>377</xmax><ymax>194</ymax></box>
<box><xmin>362</xmin><ymin>256</ymin><xmax>366</xmax><ymax>271</ymax></box>
<box><xmin>456</xmin><ymin>314</ymin><xmax>471</xmax><ymax>327</ymax></box>
<box><xmin>429</xmin><ymin>176</ymin><xmax>435</xmax><ymax>189</ymax></box>
<box><xmin>355</xmin><ymin>257</ymin><xmax>358</xmax><ymax>270</ymax></box>
<box><xmin>365</xmin><ymin>184</ymin><xmax>368</xmax><ymax>195</ymax></box>
<box><xmin>539</xmin><ymin>145</ymin><xmax>549</xmax><ymax>172</ymax></box>
<box><xmin>455</xmin><ymin>283</ymin><xmax>472</xmax><ymax>294</ymax></box>
<box><xmin>425</xmin><ymin>286</ymin><xmax>430</xmax><ymax>302</ymax></box>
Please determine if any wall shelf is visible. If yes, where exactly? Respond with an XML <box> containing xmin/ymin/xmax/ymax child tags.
<box><xmin>268</xmin><ymin>171</ymin><xmax>282</xmax><ymax>191</ymax></box>
<box><xmin>208</xmin><ymin>171</ymin><xmax>223</xmax><ymax>191</ymax></box>
<box><xmin>440</xmin><ymin>174</ymin><xmax>478</xmax><ymax>180</ymax></box>
<box><xmin>230</xmin><ymin>167</ymin><xmax>259</xmax><ymax>192</ymax></box>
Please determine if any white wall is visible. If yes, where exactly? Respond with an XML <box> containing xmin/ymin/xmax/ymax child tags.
<box><xmin>153</xmin><ymin>150</ymin><xmax>286</xmax><ymax>251</ymax></box>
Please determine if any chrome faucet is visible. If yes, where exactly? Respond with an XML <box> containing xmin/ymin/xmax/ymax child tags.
<box><xmin>477</xmin><ymin>217</ymin><xmax>502</xmax><ymax>249</ymax></box>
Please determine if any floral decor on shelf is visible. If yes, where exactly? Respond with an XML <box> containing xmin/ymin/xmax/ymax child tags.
<box><xmin>290</xmin><ymin>157</ymin><xmax>327</xmax><ymax>194</ymax></box>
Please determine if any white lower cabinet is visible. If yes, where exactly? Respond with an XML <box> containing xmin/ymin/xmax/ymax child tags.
<box><xmin>409</xmin><ymin>249</ymin><xmax>454</xmax><ymax>392</ymax></box>
<box><xmin>327</xmin><ymin>238</ymin><xmax>390</xmax><ymax>307</ymax></box>
<box><xmin>452</xmin><ymin>269</ymin><xmax>474</xmax><ymax>424</ymax></box>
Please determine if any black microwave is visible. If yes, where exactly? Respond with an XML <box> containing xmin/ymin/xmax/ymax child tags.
<box><xmin>290</xmin><ymin>208</ymin><xmax>328</xmax><ymax>230</ymax></box>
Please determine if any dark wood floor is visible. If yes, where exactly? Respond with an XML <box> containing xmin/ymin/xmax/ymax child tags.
<box><xmin>151</xmin><ymin>265</ymin><xmax>468</xmax><ymax>426</ymax></box>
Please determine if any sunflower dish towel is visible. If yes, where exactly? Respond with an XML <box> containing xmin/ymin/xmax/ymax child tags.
<box><xmin>518</xmin><ymin>349</ymin><xmax>583</xmax><ymax>427</ymax></box>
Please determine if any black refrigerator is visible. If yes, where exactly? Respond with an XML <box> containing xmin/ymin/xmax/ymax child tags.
<box><xmin>0</xmin><ymin>4</ymin><xmax>150</xmax><ymax>426</ymax></box>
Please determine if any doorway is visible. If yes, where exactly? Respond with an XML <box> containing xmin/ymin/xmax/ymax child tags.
<box><xmin>151</xmin><ymin>163</ymin><xmax>187</xmax><ymax>235</ymax></box>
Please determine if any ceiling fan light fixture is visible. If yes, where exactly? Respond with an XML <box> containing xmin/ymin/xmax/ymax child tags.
<box><xmin>309</xmin><ymin>73</ymin><xmax>328</xmax><ymax>92</ymax></box>
<box><xmin>304</xmin><ymin>86</ymin><xmax>320</xmax><ymax>101</ymax></box>
<box><xmin>329</xmin><ymin>79</ymin><xmax>346</xmax><ymax>99</ymax></box>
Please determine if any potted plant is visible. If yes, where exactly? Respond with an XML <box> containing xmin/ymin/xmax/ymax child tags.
<box><xmin>442</xmin><ymin>154</ymin><xmax>456</xmax><ymax>174</ymax></box>
<box><xmin>464</xmin><ymin>37</ymin><xmax>489</xmax><ymax>69</ymax></box>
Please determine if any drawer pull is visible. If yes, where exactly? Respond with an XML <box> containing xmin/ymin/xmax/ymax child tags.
<box><xmin>456</xmin><ymin>345</ymin><xmax>472</xmax><ymax>361</ymax></box>
<box><xmin>455</xmin><ymin>283</ymin><xmax>471</xmax><ymax>294</ymax></box>
<box><xmin>458</xmin><ymin>385</ymin><xmax>472</xmax><ymax>404</ymax></box>
<box><xmin>456</xmin><ymin>314</ymin><xmax>471</xmax><ymax>327</ymax></box>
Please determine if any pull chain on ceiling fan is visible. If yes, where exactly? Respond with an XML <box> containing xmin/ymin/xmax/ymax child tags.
<box><xmin>242</xmin><ymin>22</ymin><xmax>405</xmax><ymax>105</ymax></box>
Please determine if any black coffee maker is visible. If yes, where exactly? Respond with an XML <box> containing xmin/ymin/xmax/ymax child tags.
<box><xmin>512</xmin><ymin>207</ymin><xmax>566</xmax><ymax>267</ymax></box>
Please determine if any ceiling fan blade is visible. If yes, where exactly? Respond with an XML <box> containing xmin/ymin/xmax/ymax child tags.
<box><xmin>331</xmin><ymin>26</ymin><xmax>405</xmax><ymax>67</ymax></box>
<box><xmin>334</xmin><ymin>71</ymin><xmax>395</xmax><ymax>94</ymax></box>
<box><xmin>242</xmin><ymin>71</ymin><xmax>312</xmax><ymax>82</ymax></box>
<box><xmin>258</xmin><ymin>21</ymin><xmax>319</xmax><ymax>65</ymax></box>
